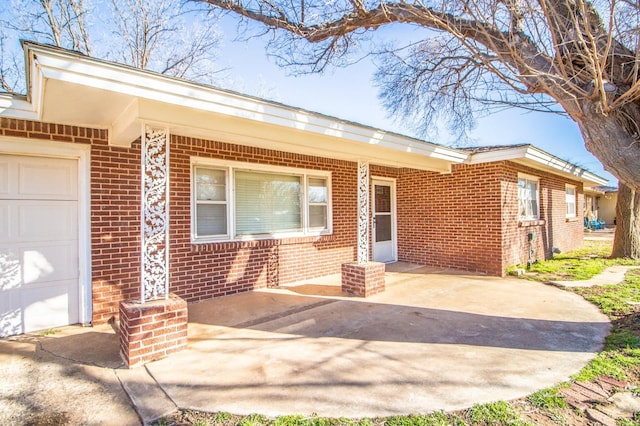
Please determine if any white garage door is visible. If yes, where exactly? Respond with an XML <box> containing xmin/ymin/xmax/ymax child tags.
<box><xmin>0</xmin><ymin>154</ymin><xmax>80</xmax><ymax>337</ymax></box>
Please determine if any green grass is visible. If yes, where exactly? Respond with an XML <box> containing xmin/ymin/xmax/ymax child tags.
<box><xmin>273</xmin><ymin>416</ymin><xmax>375</xmax><ymax>426</ymax></box>
<box><xmin>464</xmin><ymin>401</ymin><xmax>531</xmax><ymax>426</ymax></box>
<box><xmin>574</xmin><ymin>270</ymin><xmax>640</xmax><ymax>315</ymax></box>
<box><xmin>507</xmin><ymin>239</ymin><xmax>639</xmax><ymax>282</ymax></box>
<box><xmin>385</xmin><ymin>413</ymin><xmax>464</xmax><ymax>426</ymax></box>
<box><xmin>527</xmin><ymin>387</ymin><xmax>568</xmax><ymax>410</ymax></box>
<box><xmin>239</xmin><ymin>414</ymin><xmax>269</xmax><ymax>426</ymax></box>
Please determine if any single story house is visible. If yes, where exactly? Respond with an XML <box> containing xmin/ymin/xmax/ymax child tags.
<box><xmin>585</xmin><ymin>186</ymin><xmax>618</xmax><ymax>227</ymax></box>
<box><xmin>0</xmin><ymin>42</ymin><xmax>608</xmax><ymax>339</ymax></box>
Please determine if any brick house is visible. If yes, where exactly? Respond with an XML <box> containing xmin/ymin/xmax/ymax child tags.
<box><xmin>0</xmin><ymin>42</ymin><xmax>607</xmax><ymax>339</ymax></box>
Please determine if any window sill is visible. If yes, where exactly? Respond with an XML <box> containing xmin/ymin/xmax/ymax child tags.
<box><xmin>191</xmin><ymin>233</ymin><xmax>335</xmax><ymax>252</ymax></box>
<box><xmin>565</xmin><ymin>216</ymin><xmax>579</xmax><ymax>222</ymax></box>
<box><xmin>518</xmin><ymin>219</ymin><xmax>545</xmax><ymax>227</ymax></box>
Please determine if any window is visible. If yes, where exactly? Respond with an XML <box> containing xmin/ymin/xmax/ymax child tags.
<box><xmin>566</xmin><ymin>185</ymin><xmax>576</xmax><ymax>218</ymax></box>
<box><xmin>518</xmin><ymin>175</ymin><xmax>539</xmax><ymax>220</ymax></box>
<box><xmin>235</xmin><ymin>170</ymin><xmax>302</xmax><ymax>235</ymax></box>
<box><xmin>308</xmin><ymin>177</ymin><xmax>328</xmax><ymax>230</ymax></box>
<box><xmin>194</xmin><ymin>167</ymin><xmax>227</xmax><ymax>236</ymax></box>
<box><xmin>192</xmin><ymin>159</ymin><xmax>331</xmax><ymax>241</ymax></box>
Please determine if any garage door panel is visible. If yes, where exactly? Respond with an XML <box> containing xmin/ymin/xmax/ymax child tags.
<box><xmin>0</xmin><ymin>154</ymin><xmax>77</xmax><ymax>200</ymax></box>
<box><xmin>23</xmin><ymin>242</ymin><xmax>78</xmax><ymax>284</ymax></box>
<box><xmin>0</xmin><ymin>204</ymin><xmax>8</xmax><ymax>241</ymax></box>
<box><xmin>0</xmin><ymin>295</ymin><xmax>21</xmax><ymax>337</ymax></box>
<box><xmin>0</xmin><ymin>241</ymin><xmax>78</xmax><ymax>286</ymax></box>
<box><xmin>17</xmin><ymin>201</ymin><xmax>77</xmax><ymax>242</ymax></box>
<box><xmin>18</xmin><ymin>160</ymin><xmax>77</xmax><ymax>199</ymax></box>
<box><xmin>0</xmin><ymin>201</ymin><xmax>78</xmax><ymax>242</ymax></box>
<box><xmin>0</xmin><ymin>246</ymin><xmax>21</xmax><ymax>290</ymax></box>
<box><xmin>22</xmin><ymin>281</ymin><xmax>79</xmax><ymax>332</ymax></box>
<box><xmin>0</xmin><ymin>159</ymin><xmax>8</xmax><ymax>196</ymax></box>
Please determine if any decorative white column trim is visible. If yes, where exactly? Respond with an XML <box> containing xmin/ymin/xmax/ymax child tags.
<box><xmin>141</xmin><ymin>125</ymin><xmax>170</xmax><ymax>302</ymax></box>
<box><xmin>357</xmin><ymin>161</ymin><xmax>370</xmax><ymax>263</ymax></box>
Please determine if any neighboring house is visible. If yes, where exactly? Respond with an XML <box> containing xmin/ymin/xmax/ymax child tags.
<box><xmin>584</xmin><ymin>186</ymin><xmax>618</xmax><ymax>227</ymax></box>
<box><xmin>0</xmin><ymin>42</ymin><xmax>608</xmax><ymax>337</ymax></box>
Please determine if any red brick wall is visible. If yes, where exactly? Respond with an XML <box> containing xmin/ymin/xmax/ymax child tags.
<box><xmin>119</xmin><ymin>294</ymin><xmax>188</xmax><ymax>367</ymax></box>
<box><xmin>341</xmin><ymin>262</ymin><xmax>385</xmax><ymax>297</ymax></box>
<box><xmin>91</xmin><ymin>139</ymin><xmax>142</xmax><ymax>323</ymax></box>
<box><xmin>500</xmin><ymin>162</ymin><xmax>585</xmax><ymax>269</ymax></box>
<box><xmin>94</xmin><ymin>134</ymin><xmax>359</xmax><ymax>321</ymax></box>
<box><xmin>169</xmin><ymin>135</ymin><xmax>358</xmax><ymax>303</ymax></box>
<box><xmin>373</xmin><ymin>161</ymin><xmax>584</xmax><ymax>276</ymax></box>
<box><xmin>393</xmin><ymin>163</ymin><xmax>505</xmax><ymax>275</ymax></box>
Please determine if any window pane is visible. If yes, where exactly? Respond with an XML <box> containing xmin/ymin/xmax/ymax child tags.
<box><xmin>196</xmin><ymin>204</ymin><xmax>227</xmax><ymax>236</ymax></box>
<box><xmin>529</xmin><ymin>181</ymin><xmax>539</xmax><ymax>217</ymax></box>
<box><xmin>309</xmin><ymin>205</ymin><xmax>327</xmax><ymax>229</ymax></box>
<box><xmin>518</xmin><ymin>178</ymin><xmax>538</xmax><ymax>218</ymax></box>
<box><xmin>566</xmin><ymin>187</ymin><xmax>576</xmax><ymax>216</ymax></box>
<box><xmin>196</xmin><ymin>168</ymin><xmax>226</xmax><ymax>201</ymax></box>
<box><xmin>235</xmin><ymin>170</ymin><xmax>302</xmax><ymax>235</ymax></box>
<box><xmin>375</xmin><ymin>215</ymin><xmax>392</xmax><ymax>242</ymax></box>
<box><xmin>308</xmin><ymin>178</ymin><xmax>327</xmax><ymax>203</ymax></box>
<box><xmin>375</xmin><ymin>185</ymin><xmax>391</xmax><ymax>213</ymax></box>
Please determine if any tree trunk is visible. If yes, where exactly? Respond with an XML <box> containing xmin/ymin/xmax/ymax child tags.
<box><xmin>573</xmin><ymin>107</ymin><xmax>640</xmax><ymax>193</ymax></box>
<box><xmin>611</xmin><ymin>182</ymin><xmax>640</xmax><ymax>259</ymax></box>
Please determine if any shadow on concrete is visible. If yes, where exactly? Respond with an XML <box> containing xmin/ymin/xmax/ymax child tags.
<box><xmin>188</xmin><ymin>289</ymin><xmax>608</xmax><ymax>354</ymax></box>
<box><xmin>38</xmin><ymin>330</ymin><xmax>123</xmax><ymax>368</ymax></box>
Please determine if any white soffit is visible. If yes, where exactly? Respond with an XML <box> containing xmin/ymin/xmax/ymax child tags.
<box><xmin>3</xmin><ymin>42</ymin><xmax>468</xmax><ymax>172</ymax></box>
<box><xmin>0</xmin><ymin>94</ymin><xmax>37</xmax><ymax>120</ymax></box>
<box><xmin>467</xmin><ymin>145</ymin><xmax>608</xmax><ymax>186</ymax></box>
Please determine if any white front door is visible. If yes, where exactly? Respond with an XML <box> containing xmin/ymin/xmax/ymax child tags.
<box><xmin>372</xmin><ymin>179</ymin><xmax>397</xmax><ymax>263</ymax></box>
<box><xmin>0</xmin><ymin>154</ymin><xmax>80</xmax><ymax>337</ymax></box>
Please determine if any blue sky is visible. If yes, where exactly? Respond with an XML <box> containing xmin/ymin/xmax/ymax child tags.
<box><xmin>0</xmin><ymin>5</ymin><xmax>615</xmax><ymax>186</ymax></box>
<box><xmin>215</xmin><ymin>15</ymin><xmax>617</xmax><ymax>186</ymax></box>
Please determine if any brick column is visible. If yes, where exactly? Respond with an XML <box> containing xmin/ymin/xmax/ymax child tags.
<box><xmin>119</xmin><ymin>294</ymin><xmax>188</xmax><ymax>368</ymax></box>
<box><xmin>341</xmin><ymin>261</ymin><xmax>385</xmax><ymax>297</ymax></box>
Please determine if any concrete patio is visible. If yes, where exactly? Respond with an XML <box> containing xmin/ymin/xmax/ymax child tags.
<box><xmin>1</xmin><ymin>264</ymin><xmax>610</xmax><ymax>423</ymax></box>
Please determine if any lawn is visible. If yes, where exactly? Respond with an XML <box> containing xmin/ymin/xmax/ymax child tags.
<box><xmin>508</xmin><ymin>240</ymin><xmax>639</xmax><ymax>281</ymax></box>
<box><xmin>155</xmin><ymin>240</ymin><xmax>640</xmax><ymax>426</ymax></box>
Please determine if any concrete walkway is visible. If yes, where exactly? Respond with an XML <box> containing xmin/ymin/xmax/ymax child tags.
<box><xmin>551</xmin><ymin>265</ymin><xmax>640</xmax><ymax>288</ymax></box>
<box><xmin>1</xmin><ymin>265</ymin><xmax>611</xmax><ymax>424</ymax></box>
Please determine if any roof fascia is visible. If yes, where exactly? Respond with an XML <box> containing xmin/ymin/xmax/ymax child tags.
<box><xmin>467</xmin><ymin>144</ymin><xmax>608</xmax><ymax>186</ymax></box>
<box><xmin>23</xmin><ymin>43</ymin><xmax>468</xmax><ymax>165</ymax></box>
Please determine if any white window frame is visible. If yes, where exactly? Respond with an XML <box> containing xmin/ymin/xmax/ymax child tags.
<box><xmin>191</xmin><ymin>157</ymin><xmax>332</xmax><ymax>242</ymax></box>
<box><xmin>518</xmin><ymin>173</ymin><xmax>540</xmax><ymax>220</ymax></box>
<box><xmin>565</xmin><ymin>185</ymin><xmax>577</xmax><ymax>218</ymax></box>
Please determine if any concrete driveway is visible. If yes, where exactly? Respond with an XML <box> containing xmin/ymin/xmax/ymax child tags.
<box><xmin>0</xmin><ymin>264</ymin><xmax>610</xmax><ymax>423</ymax></box>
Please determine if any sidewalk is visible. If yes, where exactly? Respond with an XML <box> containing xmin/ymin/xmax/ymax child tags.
<box><xmin>551</xmin><ymin>265</ymin><xmax>640</xmax><ymax>288</ymax></box>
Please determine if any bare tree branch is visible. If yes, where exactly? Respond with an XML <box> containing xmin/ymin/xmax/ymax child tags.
<box><xmin>197</xmin><ymin>0</ymin><xmax>640</xmax><ymax>189</ymax></box>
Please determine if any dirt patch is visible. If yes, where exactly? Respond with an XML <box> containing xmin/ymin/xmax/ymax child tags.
<box><xmin>0</xmin><ymin>338</ymin><xmax>138</xmax><ymax>426</ymax></box>
<box><xmin>23</xmin><ymin>412</ymin><xmax>72</xmax><ymax>426</ymax></box>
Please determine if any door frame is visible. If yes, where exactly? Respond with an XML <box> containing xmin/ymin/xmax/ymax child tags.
<box><xmin>0</xmin><ymin>136</ymin><xmax>92</xmax><ymax>326</ymax></box>
<box><xmin>371</xmin><ymin>177</ymin><xmax>397</xmax><ymax>263</ymax></box>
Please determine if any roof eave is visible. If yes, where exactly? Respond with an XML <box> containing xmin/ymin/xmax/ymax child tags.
<box><xmin>467</xmin><ymin>144</ymin><xmax>609</xmax><ymax>186</ymax></box>
<box><xmin>9</xmin><ymin>41</ymin><xmax>468</xmax><ymax>169</ymax></box>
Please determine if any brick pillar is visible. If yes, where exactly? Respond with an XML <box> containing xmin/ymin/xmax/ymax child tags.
<box><xmin>119</xmin><ymin>294</ymin><xmax>188</xmax><ymax>368</ymax></box>
<box><xmin>341</xmin><ymin>262</ymin><xmax>385</xmax><ymax>297</ymax></box>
